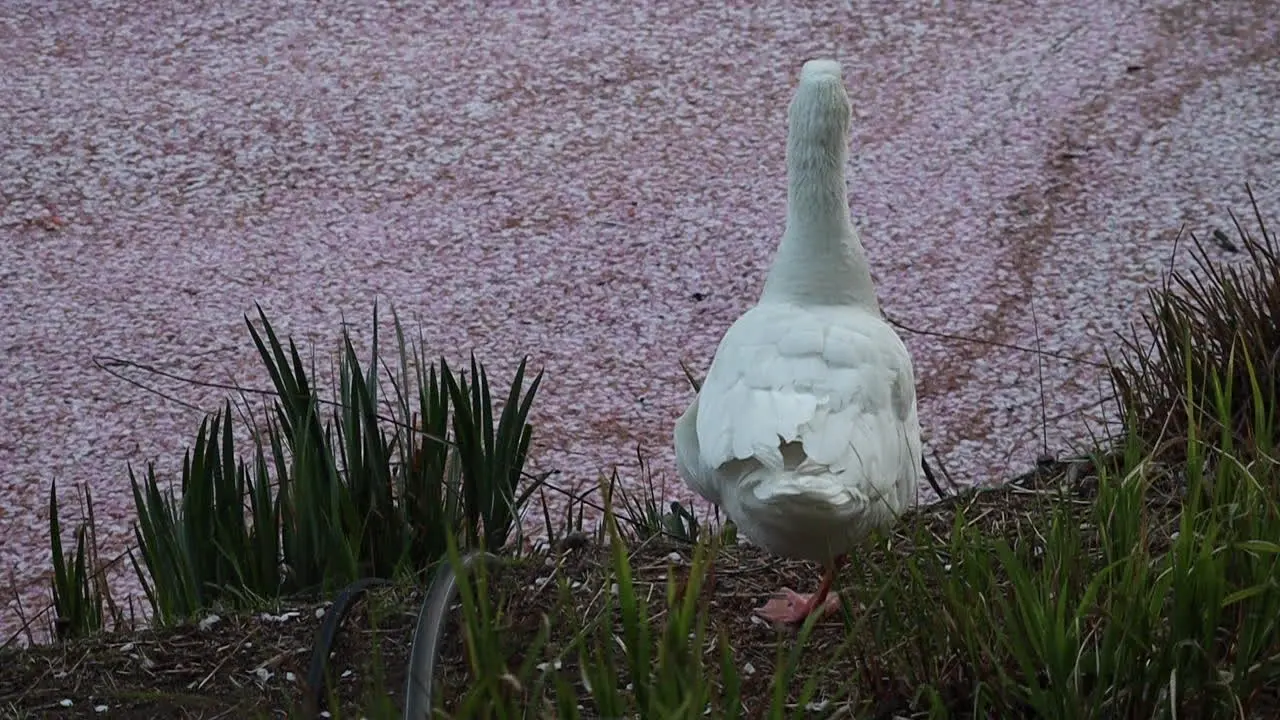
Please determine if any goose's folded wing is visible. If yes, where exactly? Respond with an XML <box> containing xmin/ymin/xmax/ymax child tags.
<box><xmin>694</xmin><ymin>307</ymin><xmax>919</xmax><ymax>491</ymax></box>
<box><xmin>673</xmin><ymin>395</ymin><xmax>723</xmax><ymax>505</ymax></box>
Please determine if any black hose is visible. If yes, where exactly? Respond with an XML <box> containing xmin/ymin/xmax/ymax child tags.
<box><xmin>402</xmin><ymin>551</ymin><xmax>498</xmax><ymax>720</ymax></box>
<box><xmin>302</xmin><ymin>576</ymin><xmax>393</xmax><ymax>718</ymax></box>
<box><xmin>922</xmin><ymin>457</ymin><xmax>949</xmax><ymax>498</ymax></box>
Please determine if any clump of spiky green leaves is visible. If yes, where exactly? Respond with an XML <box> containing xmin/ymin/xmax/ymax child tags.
<box><xmin>46</xmin><ymin>482</ymin><xmax>115</xmax><ymax>641</ymax></box>
<box><xmin>610</xmin><ymin>453</ymin><xmax>706</xmax><ymax>546</ymax></box>
<box><xmin>46</xmin><ymin>303</ymin><xmax>545</xmax><ymax>633</ymax></box>
<box><xmin>1111</xmin><ymin>185</ymin><xmax>1278</xmax><ymax>461</ymax></box>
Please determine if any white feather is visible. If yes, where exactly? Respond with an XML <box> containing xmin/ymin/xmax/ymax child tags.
<box><xmin>673</xmin><ymin>58</ymin><xmax>921</xmax><ymax>566</ymax></box>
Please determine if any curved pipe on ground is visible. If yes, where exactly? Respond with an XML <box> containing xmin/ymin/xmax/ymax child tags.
<box><xmin>403</xmin><ymin>551</ymin><xmax>498</xmax><ymax>720</ymax></box>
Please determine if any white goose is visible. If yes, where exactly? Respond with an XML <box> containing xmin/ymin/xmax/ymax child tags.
<box><xmin>674</xmin><ymin>59</ymin><xmax>922</xmax><ymax>625</ymax></box>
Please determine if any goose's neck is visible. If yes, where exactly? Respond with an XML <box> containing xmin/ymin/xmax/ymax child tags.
<box><xmin>786</xmin><ymin>138</ymin><xmax>852</xmax><ymax>239</ymax></box>
<box><xmin>762</xmin><ymin>138</ymin><xmax>881</xmax><ymax>311</ymax></box>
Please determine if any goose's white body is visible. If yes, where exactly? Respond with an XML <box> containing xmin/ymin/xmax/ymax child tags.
<box><xmin>674</xmin><ymin>59</ymin><xmax>921</xmax><ymax>572</ymax></box>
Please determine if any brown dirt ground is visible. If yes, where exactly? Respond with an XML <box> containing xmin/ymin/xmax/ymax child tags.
<box><xmin>0</xmin><ymin>460</ymin><xmax>1229</xmax><ymax>719</ymax></box>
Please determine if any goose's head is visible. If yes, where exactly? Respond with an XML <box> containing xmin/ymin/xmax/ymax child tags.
<box><xmin>787</xmin><ymin>60</ymin><xmax>852</xmax><ymax>160</ymax></box>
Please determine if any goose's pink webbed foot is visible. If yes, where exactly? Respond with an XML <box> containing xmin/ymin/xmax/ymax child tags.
<box><xmin>754</xmin><ymin>587</ymin><xmax>841</xmax><ymax>624</ymax></box>
<box><xmin>754</xmin><ymin>556</ymin><xmax>847</xmax><ymax>625</ymax></box>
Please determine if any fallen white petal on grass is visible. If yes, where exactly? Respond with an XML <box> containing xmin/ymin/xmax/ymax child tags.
<box><xmin>197</xmin><ymin>614</ymin><xmax>221</xmax><ymax>631</ymax></box>
<box><xmin>259</xmin><ymin>611</ymin><xmax>302</xmax><ymax>623</ymax></box>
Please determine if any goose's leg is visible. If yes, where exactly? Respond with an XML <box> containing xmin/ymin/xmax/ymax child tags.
<box><xmin>755</xmin><ymin>555</ymin><xmax>847</xmax><ymax>625</ymax></box>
